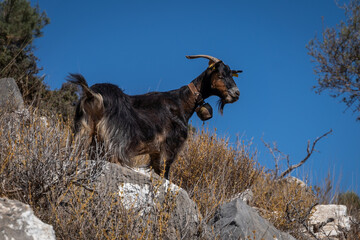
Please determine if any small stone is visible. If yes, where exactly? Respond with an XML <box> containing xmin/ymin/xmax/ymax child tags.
<box><xmin>0</xmin><ymin>78</ymin><xmax>25</xmax><ymax>111</ymax></box>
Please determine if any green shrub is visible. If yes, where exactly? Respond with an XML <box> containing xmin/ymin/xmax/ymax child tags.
<box><xmin>338</xmin><ymin>191</ymin><xmax>360</xmax><ymax>215</ymax></box>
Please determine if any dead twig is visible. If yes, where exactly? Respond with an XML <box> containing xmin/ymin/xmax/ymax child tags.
<box><xmin>285</xmin><ymin>198</ymin><xmax>319</xmax><ymax>239</ymax></box>
<box><xmin>277</xmin><ymin>129</ymin><xmax>333</xmax><ymax>180</ymax></box>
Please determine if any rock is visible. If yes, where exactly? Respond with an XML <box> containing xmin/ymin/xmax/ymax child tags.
<box><xmin>230</xmin><ymin>189</ymin><xmax>254</xmax><ymax>205</ymax></box>
<box><xmin>308</xmin><ymin>204</ymin><xmax>352</xmax><ymax>239</ymax></box>
<box><xmin>0</xmin><ymin>78</ymin><xmax>25</xmax><ymax>111</ymax></box>
<box><xmin>238</xmin><ymin>189</ymin><xmax>253</xmax><ymax>204</ymax></box>
<box><xmin>209</xmin><ymin>198</ymin><xmax>296</xmax><ymax>240</ymax></box>
<box><xmin>87</xmin><ymin>162</ymin><xmax>212</xmax><ymax>239</ymax></box>
<box><xmin>0</xmin><ymin>197</ymin><xmax>56</xmax><ymax>240</ymax></box>
<box><xmin>283</xmin><ymin>176</ymin><xmax>307</xmax><ymax>188</ymax></box>
<box><xmin>39</xmin><ymin>116</ymin><xmax>49</xmax><ymax>127</ymax></box>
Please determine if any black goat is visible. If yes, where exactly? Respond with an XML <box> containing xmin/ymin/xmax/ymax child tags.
<box><xmin>68</xmin><ymin>55</ymin><xmax>242</xmax><ymax>179</ymax></box>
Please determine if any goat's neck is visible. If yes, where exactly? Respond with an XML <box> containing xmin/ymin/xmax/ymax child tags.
<box><xmin>181</xmin><ymin>70</ymin><xmax>212</xmax><ymax>121</ymax></box>
<box><xmin>190</xmin><ymin>71</ymin><xmax>210</xmax><ymax>98</ymax></box>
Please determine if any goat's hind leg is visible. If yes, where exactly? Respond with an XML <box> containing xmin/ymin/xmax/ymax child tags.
<box><xmin>164</xmin><ymin>153</ymin><xmax>177</xmax><ymax>180</ymax></box>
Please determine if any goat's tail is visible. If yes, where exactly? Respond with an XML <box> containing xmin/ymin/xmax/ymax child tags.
<box><xmin>67</xmin><ymin>73</ymin><xmax>94</xmax><ymax>98</ymax></box>
<box><xmin>67</xmin><ymin>73</ymin><xmax>104</xmax><ymax>123</ymax></box>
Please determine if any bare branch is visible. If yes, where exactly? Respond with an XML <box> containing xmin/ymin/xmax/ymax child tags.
<box><xmin>277</xmin><ymin>129</ymin><xmax>333</xmax><ymax>180</ymax></box>
<box><xmin>262</xmin><ymin>138</ymin><xmax>289</xmax><ymax>178</ymax></box>
<box><xmin>1</xmin><ymin>180</ymin><xmax>22</xmax><ymax>193</ymax></box>
<box><xmin>285</xmin><ymin>199</ymin><xmax>320</xmax><ymax>239</ymax></box>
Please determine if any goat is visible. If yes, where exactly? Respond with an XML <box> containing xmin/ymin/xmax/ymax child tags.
<box><xmin>68</xmin><ymin>55</ymin><xmax>242</xmax><ymax>179</ymax></box>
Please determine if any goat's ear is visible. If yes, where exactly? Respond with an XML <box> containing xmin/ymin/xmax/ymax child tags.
<box><xmin>232</xmin><ymin>70</ymin><xmax>243</xmax><ymax>77</ymax></box>
<box><xmin>208</xmin><ymin>60</ymin><xmax>216</xmax><ymax>70</ymax></box>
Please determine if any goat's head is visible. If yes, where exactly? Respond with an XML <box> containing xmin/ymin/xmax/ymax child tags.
<box><xmin>186</xmin><ymin>55</ymin><xmax>242</xmax><ymax>114</ymax></box>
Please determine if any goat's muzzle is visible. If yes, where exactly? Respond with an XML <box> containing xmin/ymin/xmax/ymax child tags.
<box><xmin>226</xmin><ymin>87</ymin><xmax>240</xmax><ymax>103</ymax></box>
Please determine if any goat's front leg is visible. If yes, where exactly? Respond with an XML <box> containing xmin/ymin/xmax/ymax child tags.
<box><xmin>150</xmin><ymin>151</ymin><xmax>177</xmax><ymax>180</ymax></box>
<box><xmin>149</xmin><ymin>153</ymin><xmax>161</xmax><ymax>176</ymax></box>
<box><xmin>164</xmin><ymin>152</ymin><xmax>177</xmax><ymax>180</ymax></box>
<box><xmin>163</xmin><ymin>134</ymin><xmax>187</xmax><ymax>179</ymax></box>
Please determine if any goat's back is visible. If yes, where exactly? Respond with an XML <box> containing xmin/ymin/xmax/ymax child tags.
<box><xmin>75</xmin><ymin>83</ymin><xmax>165</xmax><ymax>158</ymax></box>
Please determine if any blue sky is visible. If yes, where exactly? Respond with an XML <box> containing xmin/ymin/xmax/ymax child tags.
<box><xmin>31</xmin><ymin>0</ymin><xmax>359</xmax><ymax>195</ymax></box>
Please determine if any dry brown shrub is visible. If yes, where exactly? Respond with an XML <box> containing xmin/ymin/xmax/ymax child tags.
<box><xmin>1</xmin><ymin>107</ymin><xmax>340</xmax><ymax>239</ymax></box>
<box><xmin>171</xmin><ymin>128</ymin><xmax>261</xmax><ymax>221</ymax></box>
<box><xmin>0</xmin><ymin>108</ymin><xmax>181</xmax><ymax>239</ymax></box>
<box><xmin>251</xmin><ymin>173</ymin><xmax>318</xmax><ymax>238</ymax></box>
<box><xmin>44</xmin><ymin>171</ymin><xmax>181</xmax><ymax>240</ymax></box>
<box><xmin>0</xmin><ymin>108</ymin><xmax>92</xmax><ymax>205</ymax></box>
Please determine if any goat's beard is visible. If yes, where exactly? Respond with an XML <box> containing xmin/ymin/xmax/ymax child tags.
<box><xmin>217</xmin><ymin>99</ymin><xmax>226</xmax><ymax>115</ymax></box>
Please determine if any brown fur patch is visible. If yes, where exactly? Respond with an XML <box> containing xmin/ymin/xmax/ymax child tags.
<box><xmin>134</xmin><ymin>131</ymin><xmax>167</xmax><ymax>156</ymax></box>
<box><xmin>82</xmin><ymin>93</ymin><xmax>104</xmax><ymax>123</ymax></box>
<box><xmin>212</xmin><ymin>79</ymin><xmax>228</xmax><ymax>97</ymax></box>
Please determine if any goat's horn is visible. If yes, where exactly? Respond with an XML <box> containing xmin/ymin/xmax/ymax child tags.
<box><xmin>186</xmin><ymin>55</ymin><xmax>222</xmax><ymax>64</ymax></box>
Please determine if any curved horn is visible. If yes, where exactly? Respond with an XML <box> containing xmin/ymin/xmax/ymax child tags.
<box><xmin>185</xmin><ymin>55</ymin><xmax>222</xmax><ymax>64</ymax></box>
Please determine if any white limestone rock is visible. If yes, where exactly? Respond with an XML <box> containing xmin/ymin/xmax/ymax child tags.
<box><xmin>309</xmin><ymin>204</ymin><xmax>352</xmax><ymax>239</ymax></box>
<box><xmin>0</xmin><ymin>197</ymin><xmax>56</xmax><ymax>240</ymax></box>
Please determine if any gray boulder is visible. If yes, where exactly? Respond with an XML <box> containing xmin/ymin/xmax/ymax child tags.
<box><xmin>84</xmin><ymin>161</ymin><xmax>212</xmax><ymax>239</ymax></box>
<box><xmin>0</xmin><ymin>197</ymin><xmax>56</xmax><ymax>240</ymax></box>
<box><xmin>209</xmin><ymin>198</ymin><xmax>296</xmax><ymax>240</ymax></box>
<box><xmin>0</xmin><ymin>78</ymin><xmax>25</xmax><ymax>111</ymax></box>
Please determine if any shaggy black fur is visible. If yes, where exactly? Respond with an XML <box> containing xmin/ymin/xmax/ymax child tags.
<box><xmin>68</xmin><ymin>58</ymin><xmax>241</xmax><ymax>179</ymax></box>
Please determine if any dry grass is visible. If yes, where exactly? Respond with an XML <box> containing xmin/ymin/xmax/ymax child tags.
<box><xmin>251</xmin><ymin>174</ymin><xmax>318</xmax><ymax>238</ymax></box>
<box><xmin>0</xmin><ymin>108</ymin><xmax>186</xmax><ymax>239</ymax></box>
<box><xmin>44</xmin><ymin>171</ymin><xmax>182</xmax><ymax>239</ymax></box>
<box><xmin>1</xmin><ymin>107</ymin><xmax>355</xmax><ymax>239</ymax></box>
<box><xmin>171</xmin><ymin>128</ymin><xmax>261</xmax><ymax>221</ymax></box>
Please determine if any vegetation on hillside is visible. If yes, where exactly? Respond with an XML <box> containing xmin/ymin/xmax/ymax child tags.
<box><xmin>0</xmin><ymin>0</ymin><xmax>78</xmax><ymax>120</ymax></box>
<box><xmin>1</xmin><ymin>107</ymin><xmax>359</xmax><ymax>239</ymax></box>
<box><xmin>307</xmin><ymin>0</ymin><xmax>360</xmax><ymax>120</ymax></box>
<box><xmin>1</xmin><ymin>0</ymin><xmax>359</xmax><ymax>239</ymax></box>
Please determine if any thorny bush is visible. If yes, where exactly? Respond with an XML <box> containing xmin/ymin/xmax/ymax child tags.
<box><xmin>171</xmin><ymin>128</ymin><xmax>261</xmax><ymax>222</ymax></box>
<box><xmin>0</xmin><ymin>108</ymin><xmax>192</xmax><ymax>239</ymax></box>
<box><xmin>1</xmin><ymin>107</ymin><xmax>352</xmax><ymax>239</ymax></box>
